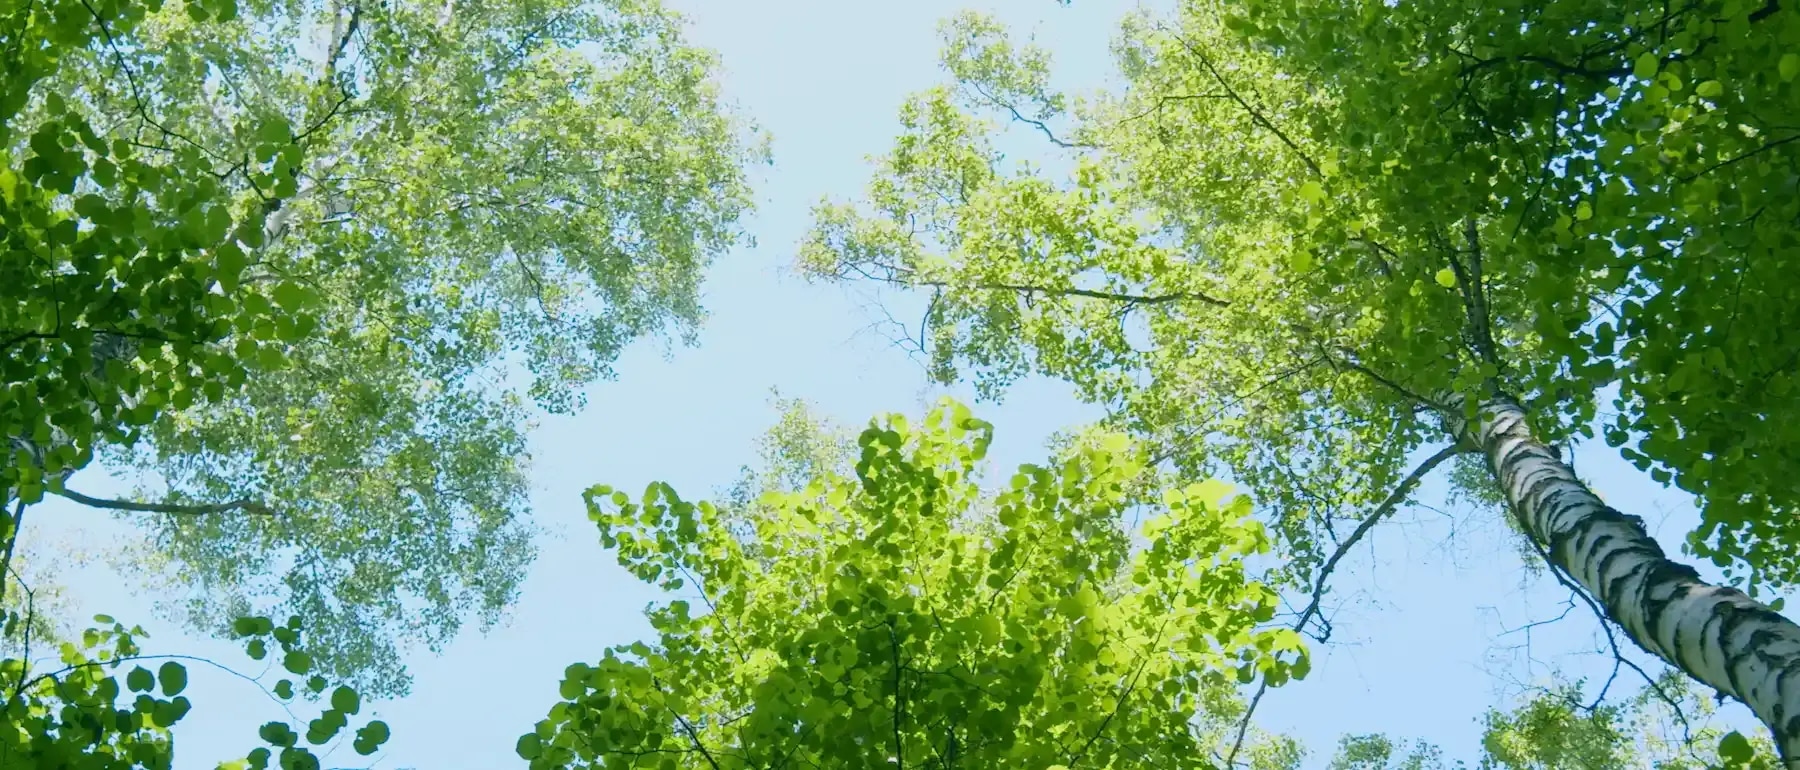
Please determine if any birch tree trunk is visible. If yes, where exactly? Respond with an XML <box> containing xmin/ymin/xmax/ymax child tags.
<box><xmin>1459</xmin><ymin>397</ymin><xmax>1800</xmax><ymax>764</ymax></box>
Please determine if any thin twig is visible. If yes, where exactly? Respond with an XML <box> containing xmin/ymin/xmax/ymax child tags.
<box><xmin>1222</xmin><ymin>445</ymin><xmax>1460</xmax><ymax>767</ymax></box>
<box><xmin>662</xmin><ymin>691</ymin><xmax>725</xmax><ymax>770</ymax></box>
<box><xmin>1677</xmin><ymin>133</ymin><xmax>1800</xmax><ymax>183</ymax></box>
<box><xmin>1523</xmin><ymin>531</ymin><xmax>1697</xmax><ymax>740</ymax></box>
<box><xmin>1162</xmin><ymin>27</ymin><xmax>1323</xmax><ymax>177</ymax></box>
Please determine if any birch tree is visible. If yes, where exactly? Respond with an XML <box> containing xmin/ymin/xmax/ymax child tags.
<box><xmin>800</xmin><ymin>1</ymin><xmax>1800</xmax><ymax>762</ymax></box>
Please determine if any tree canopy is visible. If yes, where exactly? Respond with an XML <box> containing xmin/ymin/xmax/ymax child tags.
<box><xmin>524</xmin><ymin>398</ymin><xmax>1307</xmax><ymax>769</ymax></box>
<box><xmin>802</xmin><ymin>0</ymin><xmax>1800</xmax><ymax>759</ymax></box>
<box><xmin>4</xmin><ymin>0</ymin><xmax>759</xmax><ymax>696</ymax></box>
<box><xmin>7</xmin><ymin>0</ymin><xmax>1800</xmax><ymax>767</ymax></box>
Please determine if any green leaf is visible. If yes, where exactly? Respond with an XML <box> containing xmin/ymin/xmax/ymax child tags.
<box><xmin>1720</xmin><ymin>731</ymin><xmax>1753</xmax><ymax>763</ymax></box>
<box><xmin>259</xmin><ymin>721</ymin><xmax>296</xmax><ymax>747</ymax></box>
<box><xmin>1434</xmin><ymin>268</ymin><xmax>1457</xmax><ymax>288</ymax></box>
<box><xmin>257</xmin><ymin>120</ymin><xmax>291</xmax><ymax>146</ymax></box>
<box><xmin>330</xmin><ymin>685</ymin><xmax>360</xmax><ymax>715</ymax></box>
<box><xmin>516</xmin><ymin>733</ymin><xmax>543</xmax><ymax>759</ymax></box>
<box><xmin>1695</xmin><ymin>80</ymin><xmax>1724</xmax><ymax>98</ymax></box>
<box><xmin>283</xmin><ymin>650</ymin><xmax>313</xmax><ymax>675</ymax></box>
<box><xmin>353</xmin><ymin>720</ymin><xmax>391</xmax><ymax>755</ymax></box>
<box><xmin>159</xmin><ymin>661</ymin><xmax>188</xmax><ymax>696</ymax></box>
<box><xmin>1781</xmin><ymin>53</ymin><xmax>1799</xmax><ymax>82</ymax></box>
<box><xmin>126</xmin><ymin>665</ymin><xmax>153</xmax><ymax>693</ymax></box>
<box><xmin>1634</xmin><ymin>53</ymin><xmax>1659</xmax><ymax>80</ymax></box>
<box><xmin>1298</xmin><ymin>180</ymin><xmax>1324</xmax><ymax>204</ymax></box>
<box><xmin>271</xmin><ymin>281</ymin><xmax>310</xmax><ymax>311</ymax></box>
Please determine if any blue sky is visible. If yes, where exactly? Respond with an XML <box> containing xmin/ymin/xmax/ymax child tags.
<box><xmin>27</xmin><ymin>1</ymin><xmax>1773</xmax><ymax>767</ymax></box>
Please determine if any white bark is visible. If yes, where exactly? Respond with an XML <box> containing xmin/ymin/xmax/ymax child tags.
<box><xmin>1458</xmin><ymin>397</ymin><xmax>1800</xmax><ymax>764</ymax></box>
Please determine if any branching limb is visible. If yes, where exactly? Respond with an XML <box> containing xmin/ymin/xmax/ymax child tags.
<box><xmin>1522</xmin><ymin>530</ymin><xmax>1697</xmax><ymax>742</ymax></box>
<box><xmin>1223</xmin><ymin>444</ymin><xmax>1461</xmax><ymax>767</ymax></box>
<box><xmin>659</xmin><ymin>682</ymin><xmax>726</xmax><ymax>770</ymax></box>
<box><xmin>837</xmin><ymin>260</ymin><xmax>1231</xmax><ymax>308</ymax></box>
<box><xmin>1161</xmin><ymin>27</ymin><xmax>1323</xmax><ymax>177</ymax></box>
<box><xmin>326</xmin><ymin>3</ymin><xmax>363</xmax><ymax>80</ymax></box>
<box><xmin>907</xmin><ymin>276</ymin><xmax>1228</xmax><ymax>309</ymax></box>
<box><xmin>53</xmin><ymin>488</ymin><xmax>273</xmax><ymax>516</ymax></box>
<box><xmin>1323</xmin><ymin>345</ymin><xmax>1446</xmax><ymax>411</ymax></box>
<box><xmin>1457</xmin><ymin>217</ymin><xmax>1501</xmax><ymax>368</ymax></box>
<box><xmin>967</xmin><ymin>81</ymin><xmax>1095</xmax><ymax>150</ymax></box>
<box><xmin>1677</xmin><ymin>133</ymin><xmax>1800</xmax><ymax>183</ymax></box>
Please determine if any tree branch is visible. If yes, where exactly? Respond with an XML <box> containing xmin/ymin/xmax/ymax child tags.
<box><xmin>661</xmin><ymin>690</ymin><xmax>725</xmax><ymax>770</ymax></box>
<box><xmin>968</xmin><ymin>81</ymin><xmax>1094</xmax><ymax>150</ymax></box>
<box><xmin>1677</xmin><ymin>133</ymin><xmax>1800</xmax><ymax>183</ymax></box>
<box><xmin>1523</xmin><ymin>522</ymin><xmax>1697</xmax><ymax>740</ymax></box>
<box><xmin>1223</xmin><ymin>444</ymin><xmax>1460</xmax><ymax>767</ymax></box>
<box><xmin>889</xmin><ymin>622</ymin><xmax>905</xmax><ymax>770</ymax></box>
<box><xmin>909</xmin><ymin>277</ymin><xmax>1229</xmax><ymax>308</ymax></box>
<box><xmin>325</xmin><ymin>3</ymin><xmax>363</xmax><ymax>80</ymax></box>
<box><xmin>1163</xmin><ymin>28</ymin><xmax>1323</xmax><ymax>177</ymax></box>
<box><xmin>53</xmin><ymin>488</ymin><xmax>272</xmax><ymax>516</ymax></box>
<box><xmin>1448</xmin><ymin>218</ymin><xmax>1501</xmax><ymax>368</ymax></box>
<box><xmin>1325</xmin><ymin>347</ymin><xmax>1445</xmax><ymax>410</ymax></box>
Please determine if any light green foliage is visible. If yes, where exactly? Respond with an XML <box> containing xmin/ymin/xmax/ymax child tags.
<box><xmin>803</xmin><ymin>0</ymin><xmax>1800</xmax><ymax>633</ymax></box>
<box><xmin>0</xmin><ymin>609</ymin><xmax>385</xmax><ymax>770</ymax></box>
<box><xmin>1329</xmin><ymin>734</ymin><xmax>1451</xmax><ymax>770</ymax></box>
<box><xmin>1339</xmin><ymin>671</ymin><xmax>1782</xmax><ymax>770</ymax></box>
<box><xmin>522</xmin><ymin>399</ymin><xmax>1306</xmax><ymax>767</ymax></box>
<box><xmin>1478</xmin><ymin>673</ymin><xmax>1782</xmax><ymax>770</ymax></box>
<box><xmin>6</xmin><ymin>0</ymin><xmax>759</xmax><ymax>696</ymax></box>
<box><xmin>800</xmin><ymin>8</ymin><xmax>1440</xmax><ymax>593</ymax></box>
<box><xmin>1478</xmin><ymin>684</ymin><xmax>1634</xmax><ymax>770</ymax></box>
<box><xmin>722</xmin><ymin>392</ymin><xmax>859</xmax><ymax>509</ymax></box>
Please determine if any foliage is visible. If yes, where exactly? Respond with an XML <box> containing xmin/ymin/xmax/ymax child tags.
<box><xmin>1325</xmin><ymin>671</ymin><xmax>1783</xmax><ymax>769</ymax></box>
<box><xmin>0</xmin><ymin>608</ymin><xmax>386</xmax><ymax>770</ymax></box>
<box><xmin>804</xmin><ymin>0</ymin><xmax>1800</xmax><ymax>581</ymax></box>
<box><xmin>721</xmin><ymin>392</ymin><xmax>859</xmax><ymax>510</ymax></box>
<box><xmin>1327</xmin><ymin>734</ymin><xmax>1451</xmax><ymax>770</ymax></box>
<box><xmin>0</xmin><ymin>0</ymin><xmax>293</xmax><ymax>531</ymax></box>
<box><xmin>1208</xmin><ymin>0</ymin><xmax>1800</xmax><ymax>596</ymax></box>
<box><xmin>521</xmin><ymin>399</ymin><xmax>1307</xmax><ymax>768</ymax></box>
<box><xmin>1476</xmin><ymin>672</ymin><xmax>1779</xmax><ymax>770</ymax></box>
<box><xmin>800</xmin><ymin>0</ymin><xmax>1800</xmax><ymax>728</ymax></box>
<box><xmin>6</xmin><ymin>0</ymin><xmax>760</xmax><ymax>696</ymax></box>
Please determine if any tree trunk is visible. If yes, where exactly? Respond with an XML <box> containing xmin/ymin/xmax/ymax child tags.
<box><xmin>1459</xmin><ymin>397</ymin><xmax>1800</xmax><ymax>765</ymax></box>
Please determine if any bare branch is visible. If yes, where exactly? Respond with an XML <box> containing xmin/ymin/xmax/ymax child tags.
<box><xmin>53</xmin><ymin>488</ymin><xmax>273</xmax><ymax>516</ymax></box>
<box><xmin>1325</xmin><ymin>347</ymin><xmax>1445</xmax><ymax>411</ymax></box>
<box><xmin>1523</xmin><ymin>529</ymin><xmax>1698</xmax><ymax>740</ymax></box>
<box><xmin>1223</xmin><ymin>444</ymin><xmax>1460</xmax><ymax>767</ymax></box>
<box><xmin>967</xmin><ymin>81</ymin><xmax>1095</xmax><ymax>150</ymax></box>
<box><xmin>901</xmin><ymin>274</ymin><xmax>1229</xmax><ymax>309</ymax></box>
